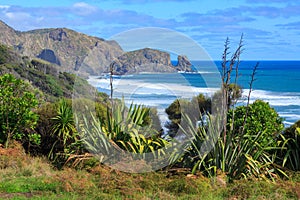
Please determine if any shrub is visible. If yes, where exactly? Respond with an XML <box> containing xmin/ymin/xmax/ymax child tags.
<box><xmin>227</xmin><ymin>100</ymin><xmax>284</xmax><ymax>146</ymax></box>
<box><xmin>165</xmin><ymin>94</ymin><xmax>211</xmax><ymax>137</ymax></box>
<box><xmin>30</xmin><ymin>102</ymin><xmax>58</xmax><ymax>156</ymax></box>
<box><xmin>0</xmin><ymin>74</ymin><xmax>39</xmax><ymax>148</ymax></box>
<box><xmin>174</xmin><ymin>100</ymin><xmax>286</xmax><ymax>181</ymax></box>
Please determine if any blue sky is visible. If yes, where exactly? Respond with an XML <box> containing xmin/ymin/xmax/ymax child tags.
<box><xmin>0</xmin><ymin>0</ymin><xmax>299</xmax><ymax>60</ymax></box>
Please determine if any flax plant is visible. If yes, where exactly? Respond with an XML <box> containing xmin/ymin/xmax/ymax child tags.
<box><xmin>78</xmin><ymin>99</ymin><xmax>168</xmax><ymax>164</ymax></box>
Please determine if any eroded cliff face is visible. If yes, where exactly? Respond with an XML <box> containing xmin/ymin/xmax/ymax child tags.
<box><xmin>0</xmin><ymin>20</ymin><xmax>193</xmax><ymax>76</ymax></box>
<box><xmin>113</xmin><ymin>48</ymin><xmax>173</xmax><ymax>74</ymax></box>
<box><xmin>0</xmin><ymin>21</ymin><xmax>124</xmax><ymax>76</ymax></box>
<box><xmin>113</xmin><ymin>48</ymin><xmax>193</xmax><ymax>75</ymax></box>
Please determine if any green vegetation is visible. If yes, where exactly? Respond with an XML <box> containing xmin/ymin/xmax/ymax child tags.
<box><xmin>79</xmin><ymin>99</ymin><xmax>168</xmax><ymax>168</ymax></box>
<box><xmin>165</xmin><ymin>94</ymin><xmax>211</xmax><ymax>137</ymax></box>
<box><xmin>0</xmin><ymin>152</ymin><xmax>299</xmax><ymax>199</ymax></box>
<box><xmin>0</xmin><ymin>43</ymin><xmax>93</xmax><ymax>102</ymax></box>
<box><xmin>280</xmin><ymin>120</ymin><xmax>300</xmax><ymax>171</ymax></box>
<box><xmin>0</xmin><ymin>74</ymin><xmax>39</xmax><ymax>148</ymax></box>
<box><xmin>173</xmin><ymin>102</ymin><xmax>287</xmax><ymax>182</ymax></box>
<box><xmin>50</xmin><ymin>99</ymin><xmax>77</xmax><ymax>152</ymax></box>
<box><xmin>0</xmin><ymin>39</ymin><xmax>300</xmax><ymax>199</ymax></box>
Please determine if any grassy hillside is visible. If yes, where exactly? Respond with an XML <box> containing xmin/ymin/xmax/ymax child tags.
<box><xmin>0</xmin><ymin>43</ymin><xmax>94</xmax><ymax>102</ymax></box>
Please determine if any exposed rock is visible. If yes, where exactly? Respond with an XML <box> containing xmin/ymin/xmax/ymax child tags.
<box><xmin>114</xmin><ymin>48</ymin><xmax>174</xmax><ymax>74</ymax></box>
<box><xmin>0</xmin><ymin>21</ymin><xmax>124</xmax><ymax>76</ymax></box>
<box><xmin>0</xmin><ymin>20</ymin><xmax>193</xmax><ymax>76</ymax></box>
<box><xmin>37</xmin><ymin>49</ymin><xmax>61</xmax><ymax>66</ymax></box>
<box><xmin>49</xmin><ymin>28</ymin><xmax>68</xmax><ymax>41</ymax></box>
<box><xmin>0</xmin><ymin>21</ymin><xmax>19</xmax><ymax>45</ymax></box>
<box><xmin>113</xmin><ymin>48</ymin><xmax>193</xmax><ymax>75</ymax></box>
<box><xmin>175</xmin><ymin>55</ymin><xmax>193</xmax><ymax>72</ymax></box>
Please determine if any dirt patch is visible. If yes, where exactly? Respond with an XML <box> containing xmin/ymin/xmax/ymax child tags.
<box><xmin>293</xmin><ymin>183</ymin><xmax>300</xmax><ymax>199</ymax></box>
<box><xmin>0</xmin><ymin>142</ymin><xmax>25</xmax><ymax>157</ymax></box>
<box><xmin>0</xmin><ymin>192</ymin><xmax>41</xmax><ymax>198</ymax></box>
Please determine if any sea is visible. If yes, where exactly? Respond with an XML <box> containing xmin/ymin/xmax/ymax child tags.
<box><xmin>87</xmin><ymin>61</ymin><xmax>300</xmax><ymax>127</ymax></box>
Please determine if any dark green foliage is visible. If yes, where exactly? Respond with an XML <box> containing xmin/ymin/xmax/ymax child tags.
<box><xmin>31</xmin><ymin>102</ymin><xmax>58</xmax><ymax>156</ymax></box>
<box><xmin>228</xmin><ymin>100</ymin><xmax>284</xmax><ymax>141</ymax></box>
<box><xmin>95</xmin><ymin>92</ymin><xmax>111</xmax><ymax>124</ymax></box>
<box><xmin>223</xmin><ymin>83</ymin><xmax>242</xmax><ymax>109</ymax></box>
<box><xmin>174</xmin><ymin>100</ymin><xmax>287</xmax><ymax>181</ymax></box>
<box><xmin>30</xmin><ymin>93</ymin><xmax>111</xmax><ymax>160</ymax></box>
<box><xmin>47</xmin><ymin>99</ymin><xmax>83</xmax><ymax>168</ymax></box>
<box><xmin>0</xmin><ymin>74</ymin><xmax>39</xmax><ymax>148</ymax></box>
<box><xmin>51</xmin><ymin>99</ymin><xmax>78</xmax><ymax>147</ymax></box>
<box><xmin>167</xmin><ymin>36</ymin><xmax>289</xmax><ymax>181</ymax></box>
<box><xmin>191</xmin><ymin>93</ymin><xmax>212</xmax><ymax>114</ymax></box>
<box><xmin>165</xmin><ymin>94</ymin><xmax>211</xmax><ymax>137</ymax></box>
<box><xmin>280</xmin><ymin>120</ymin><xmax>300</xmax><ymax>171</ymax></box>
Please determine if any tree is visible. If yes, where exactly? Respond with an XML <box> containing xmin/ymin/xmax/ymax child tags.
<box><xmin>0</xmin><ymin>74</ymin><xmax>39</xmax><ymax>148</ymax></box>
<box><xmin>165</xmin><ymin>94</ymin><xmax>211</xmax><ymax>137</ymax></box>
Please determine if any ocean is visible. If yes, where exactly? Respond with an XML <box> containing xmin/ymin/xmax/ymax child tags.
<box><xmin>87</xmin><ymin>61</ymin><xmax>300</xmax><ymax>127</ymax></box>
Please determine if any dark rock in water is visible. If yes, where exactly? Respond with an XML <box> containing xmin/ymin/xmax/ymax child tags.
<box><xmin>37</xmin><ymin>49</ymin><xmax>61</xmax><ymax>66</ymax></box>
<box><xmin>175</xmin><ymin>55</ymin><xmax>192</xmax><ymax>72</ymax></box>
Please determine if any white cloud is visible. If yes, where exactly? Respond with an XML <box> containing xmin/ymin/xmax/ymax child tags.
<box><xmin>0</xmin><ymin>5</ymin><xmax>10</xmax><ymax>10</ymax></box>
<box><xmin>72</xmin><ymin>2</ymin><xmax>98</xmax><ymax>16</ymax></box>
<box><xmin>5</xmin><ymin>12</ymin><xmax>31</xmax><ymax>20</ymax></box>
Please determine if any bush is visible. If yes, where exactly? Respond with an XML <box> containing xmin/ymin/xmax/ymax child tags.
<box><xmin>31</xmin><ymin>102</ymin><xmax>58</xmax><ymax>156</ymax></box>
<box><xmin>227</xmin><ymin>99</ymin><xmax>284</xmax><ymax>146</ymax></box>
<box><xmin>165</xmin><ymin>94</ymin><xmax>211</xmax><ymax>137</ymax></box>
<box><xmin>172</xmin><ymin>100</ymin><xmax>286</xmax><ymax>181</ymax></box>
<box><xmin>0</xmin><ymin>74</ymin><xmax>39</xmax><ymax>148</ymax></box>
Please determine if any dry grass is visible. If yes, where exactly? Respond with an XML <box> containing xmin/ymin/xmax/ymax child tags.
<box><xmin>0</xmin><ymin>143</ymin><xmax>299</xmax><ymax>199</ymax></box>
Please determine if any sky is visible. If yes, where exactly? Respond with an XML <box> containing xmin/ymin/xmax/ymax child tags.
<box><xmin>0</xmin><ymin>0</ymin><xmax>299</xmax><ymax>60</ymax></box>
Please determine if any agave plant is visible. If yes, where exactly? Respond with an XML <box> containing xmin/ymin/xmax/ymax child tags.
<box><xmin>78</xmin><ymin>99</ymin><xmax>168</xmax><ymax>164</ymax></box>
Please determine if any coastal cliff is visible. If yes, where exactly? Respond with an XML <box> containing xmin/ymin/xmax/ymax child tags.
<box><xmin>114</xmin><ymin>48</ymin><xmax>193</xmax><ymax>74</ymax></box>
<box><xmin>0</xmin><ymin>20</ymin><xmax>193</xmax><ymax>76</ymax></box>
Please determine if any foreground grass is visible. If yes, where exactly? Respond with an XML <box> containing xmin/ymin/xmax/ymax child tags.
<box><xmin>0</xmin><ymin>146</ymin><xmax>299</xmax><ymax>199</ymax></box>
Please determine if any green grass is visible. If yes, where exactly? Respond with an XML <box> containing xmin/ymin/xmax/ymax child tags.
<box><xmin>0</xmin><ymin>151</ymin><xmax>299</xmax><ymax>200</ymax></box>
<box><xmin>0</xmin><ymin>177</ymin><xmax>59</xmax><ymax>193</ymax></box>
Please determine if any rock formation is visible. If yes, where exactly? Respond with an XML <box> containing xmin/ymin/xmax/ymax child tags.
<box><xmin>113</xmin><ymin>48</ymin><xmax>193</xmax><ymax>75</ymax></box>
<box><xmin>0</xmin><ymin>20</ymin><xmax>193</xmax><ymax>76</ymax></box>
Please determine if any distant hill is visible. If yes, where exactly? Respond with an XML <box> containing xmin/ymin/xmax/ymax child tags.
<box><xmin>0</xmin><ymin>20</ymin><xmax>193</xmax><ymax>75</ymax></box>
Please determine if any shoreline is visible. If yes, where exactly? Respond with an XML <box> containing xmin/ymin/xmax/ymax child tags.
<box><xmin>87</xmin><ymin>71</ymin><xmax>300</xmax><ymax>127</ymax></box>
